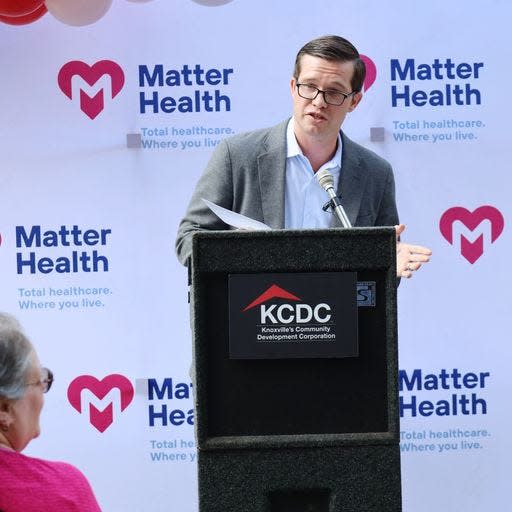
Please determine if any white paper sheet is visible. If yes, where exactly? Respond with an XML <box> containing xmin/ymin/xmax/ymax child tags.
<box><xmin>202</xmin><ymin>198</ymin><xmax>272</xmax><ymax>231</ymax></box>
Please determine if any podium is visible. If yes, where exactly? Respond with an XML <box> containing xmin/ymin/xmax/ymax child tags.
<box><xmin>190</xmin><ymin>228</ymin><xmax>401</xmax><ymax>512</ymax></box>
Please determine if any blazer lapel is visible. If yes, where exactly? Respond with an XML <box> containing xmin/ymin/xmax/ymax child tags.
<box><xmin>256</xmin><ymin>124</ymin><xmax>366</xmax><ymax>229</ymax></box>
<box><xmin>258</xmin><ymin>121</ymin><xmax>288</xmax><ymax>228</ymax></box>
<box><xmin>334</xmin><ymin>132</ymin><xmax>368</xmax><ymax>227</ymax></box>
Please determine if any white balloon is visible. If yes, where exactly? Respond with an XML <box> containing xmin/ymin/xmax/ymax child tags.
<box><xmin>45</xmin><ymin>0</ymin><xmax>113</xmax><ymax>27</ymax></box>
<box><xmin>125</xmin><ymin>0</ymin><xmax>154</xmax><ymax>3</ymax></box>
<box><xmin>190</xmin><ymin>0</ymin><xmax>234</xmax><ymax>5</ymax></box>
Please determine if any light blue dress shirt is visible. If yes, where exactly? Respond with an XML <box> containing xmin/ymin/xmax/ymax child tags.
<box><xmin>284</xmin><ymin>118</ymin><xmax>343</xmax><ymax>229</ymax></box>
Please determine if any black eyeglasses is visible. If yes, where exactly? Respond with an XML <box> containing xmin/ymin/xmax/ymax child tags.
<box><xmin>296</xmin><ymin>83</ymin><xmax>355</xmax><ymax>106</ymax></box>
<box><xmin>26</xmin><ymin>367</ymin><xmax>54</xmax><ymax>394</ymax></box>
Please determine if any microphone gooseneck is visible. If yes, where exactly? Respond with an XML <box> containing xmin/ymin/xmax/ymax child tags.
<box><xmin>315</xmin><ymin>169</ymin><xmax>352</xmax><ymax>228</ymax></box>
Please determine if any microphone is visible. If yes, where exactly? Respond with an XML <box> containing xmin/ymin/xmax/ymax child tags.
<box><xmin>316</xmin><ymin>169</ymin><xmax>352</xmax><ymax>228</ymax></box>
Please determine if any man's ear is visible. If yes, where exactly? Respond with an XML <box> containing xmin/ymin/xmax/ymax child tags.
<box><xmin>348</xmin><ymin>91</ymin><xmax>363</xmax><ymax>112</ymax></box>
<box><xmin>290</xmin><ymin>77</ymin><xmax>297</xmax><ymax>97</ymax></box>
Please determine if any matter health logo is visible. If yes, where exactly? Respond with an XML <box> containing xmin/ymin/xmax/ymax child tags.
<box><xmin>58</xmin><ymin>60</ymin><xmax>125</xmax><ymax>120</ymax></box>
<box><xmin>440</xmin><ymin>206</ymin><xmax>504</xmax><ymax>263</ymax></box>
<box><xmin>360</xmin><ymin>55</ymin><xmax>377</xmax><ymax>92</ymax></box>
<box><xmin>67</xmin><ymin>374</ymin><xmax>134</xmax><ymax>433</ymax></box>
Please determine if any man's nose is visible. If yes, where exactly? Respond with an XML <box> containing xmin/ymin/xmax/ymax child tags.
<box><xmin>312</xmin><ymin>90</ymin><xmax>328</xmax><ymax>107</ymax></box>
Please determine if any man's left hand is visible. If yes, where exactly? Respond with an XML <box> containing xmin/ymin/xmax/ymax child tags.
<box><xmin>395</xmin><ymin>224</ymin><xmax>432</xmax><ymax>279</ymax></box>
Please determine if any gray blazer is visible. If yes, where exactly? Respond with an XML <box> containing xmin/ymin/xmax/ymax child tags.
<box><xmin>175</xmin><ymin>119</ymin><xmax>399</xmax><ymax>265</ymax></box>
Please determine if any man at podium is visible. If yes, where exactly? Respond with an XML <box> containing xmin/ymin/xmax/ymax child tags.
<box><xmin>176</xmin><ymin>35</ymin><xmax>431</xmax><ymax>277</ymax></box>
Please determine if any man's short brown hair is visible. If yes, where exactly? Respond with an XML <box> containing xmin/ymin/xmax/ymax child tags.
<box><xmin>293</xmin><ymin>35</ymin><xmax>366</xmax><ymax>93</ymax></box>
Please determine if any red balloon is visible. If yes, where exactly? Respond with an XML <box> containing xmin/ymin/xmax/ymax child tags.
<box><xmin>0</xmin><ymin>0</ymin><xmax>44</xmax><ymax>17</ymax></box>
<box><xmin>0</xmin><ymin>3</ymin><xmax>47</xmax><ymax>24</ymax></box>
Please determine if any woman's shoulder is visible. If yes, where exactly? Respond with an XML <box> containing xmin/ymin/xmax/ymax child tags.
<box><xmin>1</xmin><ymin>449</ymin><xmax>80</xmax><ymax>475</ymax></box>
<box><xmin>0</xmin><ymin>450</ymin><xmax>101</xmax><ymax>511</ymax></box>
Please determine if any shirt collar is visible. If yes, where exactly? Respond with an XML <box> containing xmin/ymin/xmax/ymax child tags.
<box><xmin>286</xmin><ymin>117</ymin><xmax>343</xmax><ymax>170</ymax></box>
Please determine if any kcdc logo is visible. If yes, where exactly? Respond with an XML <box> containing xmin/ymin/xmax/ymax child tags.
<box><xmin>229</xmin><ymin>273</ymin><xmax>358</xmax><ymax>359</ymax></box>
<box><xmin>67</xmin><ymin>374</ymin><xmax>134</xmax><ymax>433</ymax></box>
<box><xmin>440</xmin><ymin>206</ymin><xmax>504</xmax><ymax>263</ymax></box>
<box><xmin>243</xmin><ymin>283</ymin><xmax>331</xmax><ymax>325</ymax></box>
<box><xmin>58</xmin><ymin>60</ymin><xmax>125</xmax><ymax>120</ymax></box>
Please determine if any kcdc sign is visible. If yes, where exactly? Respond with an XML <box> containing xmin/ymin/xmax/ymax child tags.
<box><xmin>229</xmin><ymin>272</ymin><xmax>358</xmax><ymax>359</ymax></box>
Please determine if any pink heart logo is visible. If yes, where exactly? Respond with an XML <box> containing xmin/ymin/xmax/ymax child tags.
<box><xmin>58</xmin><ymin>60</ymin><xmax>125</xmax><ymax>120</ymax></box>
<box><xmin>68</xmin><ymin>374</ymin><xmax>134</xmax><ymax>433</ymax></box>
<box><xmin>439</xmin><ymin>206</ymin><xmax>504</xmax><ymax>264</ymax></box>
<box><xmin>360</xmin><ymin>55</ymin><xmax>377</xmax><ymax>91</ymax></box>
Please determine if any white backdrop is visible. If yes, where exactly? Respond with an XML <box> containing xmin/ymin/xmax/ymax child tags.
<box><xmin>1</xmin><ymin>1</ymin><xmax>509</xmax><ymax>510</ymax></box>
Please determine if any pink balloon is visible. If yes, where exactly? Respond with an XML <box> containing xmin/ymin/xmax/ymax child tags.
<box><xmin>45</xmin><ymin>0</ymin><xmax>113</xmax><ymax>27</ymax></box>
<box><xmin>0</xmin><ymin>0</ymin><xmax>44</xmax><ymax>17</ymax></box>
<box><xmin>0</xmin><ymin>3</ymin><xmax>47</xmax><ymax>25</ymax></box>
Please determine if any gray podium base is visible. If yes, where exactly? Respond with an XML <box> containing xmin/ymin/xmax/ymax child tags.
<box><xmin>198</xmin><ymin>444</ymin><xmax>401</xmax><ymax>512</ymax></box>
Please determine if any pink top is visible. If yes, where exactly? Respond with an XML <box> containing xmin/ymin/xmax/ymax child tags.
<box><xmin>0</xmin><ymin>449</ymin><xmax>101</xmax><ymax>512</ymax></box>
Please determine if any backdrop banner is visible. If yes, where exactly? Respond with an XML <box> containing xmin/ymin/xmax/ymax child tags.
<box><xmin>1</xmin><ymin>1</ymin><xmax>509</xmax><ymax>510</ymax></box>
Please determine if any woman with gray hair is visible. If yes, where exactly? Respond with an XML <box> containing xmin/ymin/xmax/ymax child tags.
<box><xmin>0</xmin><ymin>313</ymin><xmax>101</xmax><ymax>511</ymax></box>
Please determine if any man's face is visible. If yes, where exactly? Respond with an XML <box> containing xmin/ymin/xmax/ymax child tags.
<box><xmin>290</xmin><ymin>54</ymin><xmax>362</xmax><ymax>144</ymax></box>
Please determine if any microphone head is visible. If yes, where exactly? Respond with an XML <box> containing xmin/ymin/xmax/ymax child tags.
<box><xmin>316</xmin><ymin>168</ymin><xmax>334</xmax><ymax>191</ymax></box>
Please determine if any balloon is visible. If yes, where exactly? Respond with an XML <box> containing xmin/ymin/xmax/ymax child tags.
<box><xmin>190</xmin><ymin>0</ymin><xmax>234</xmax><ymax>5</ymax></box>
<box><xmin>125</xmin><ymin>0</ymin><xmax>154</xmax><ymax>3</ymax></box>
<box><xmin>0</xmin><ymin>3</ymin><xmax>47</xmax><ymax>24</ymax></box>
<box><xmin>45</xmin><ymin>0</ymin><xmax>113</xmax><ymax>27</ymax></box>
<box><xmin>0</xmin><ymin>0</ymin><xmax>44</xmax><ymax>17</ymax></box>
